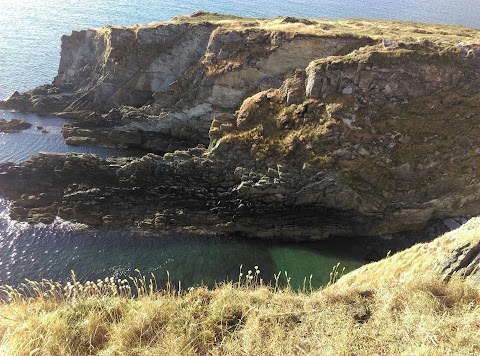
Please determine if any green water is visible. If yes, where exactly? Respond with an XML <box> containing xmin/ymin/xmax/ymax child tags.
<box><xmin>269</xmin><ymin>245</ymin><xmax>363</xmax><ymax>288</ymax></box>
<box><xmin>0</xmin><ymin>199</ymin><xmax>366</xmax><ymax>289</ymax></box>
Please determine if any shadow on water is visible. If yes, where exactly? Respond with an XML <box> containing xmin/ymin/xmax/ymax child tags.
<box><xmin>0</xmin><ymin>110</ymin><xmax>368</xmax><ymax>290</ymax></box>
<box><xmin>0</xmin><ymin>199</ymin><xmax>369</xmax><ymax>289</ymax></box>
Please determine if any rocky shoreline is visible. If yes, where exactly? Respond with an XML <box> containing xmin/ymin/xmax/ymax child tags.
<box><xmin>1</xmin><ymin>13</ymin><xmax>480</xmax><ymax>241</ymax></box>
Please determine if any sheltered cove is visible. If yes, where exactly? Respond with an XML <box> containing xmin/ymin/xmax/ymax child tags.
<box><xmin>2</xmin><ymin>12</ymin><xmax>480</xmax><ymax>355</ymax></box>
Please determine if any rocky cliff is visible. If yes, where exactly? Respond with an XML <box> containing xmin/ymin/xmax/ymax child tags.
<box><xmin>2</xmin><ymin>13</ymin><xmax>373</xmax><ymax>152</ymax></box>
<box><xmin>1</xmin><ymin>13</ymin><xmax>480</xmax><ymax>240</ymax></box>
<box><xmin>337</xmin><ymin>215</ymin><xmax>480</xmax><ymax>288</ymax></box>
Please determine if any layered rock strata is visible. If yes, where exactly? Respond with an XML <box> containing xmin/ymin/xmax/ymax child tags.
<box><xmin>1</xmin><ymin>13</ymin><xmax>480</xmax><ymax>240</ymax></box>
<box><xmin>1</xmin><ymin>15</ymin><xmax>372</xmax><ymax>152</ymax></box>
<box><xmin>0</xmin><ymin>150</ymin><xmax>373</xmax><ymax>239</ymax></box>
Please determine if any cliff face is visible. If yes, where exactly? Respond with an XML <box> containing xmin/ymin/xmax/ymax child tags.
<box><xmin>53</xmin><ymin>24</ymin><xmax>216</xmax><ymax>110</ymax></box>
<box><xmin>1</xmin><ymin>13</ymin><xmax>480</xmax><ymax>240</ymax></box>
<box><xmin>2</xmin><ymin>15</ymin><xmax>374</xmax><ymax>152</ymax></box>
<box><xmin>216</xmin><ymin>44</ymin><xmax>480</xmax><ymax>236</ymax></box>
<box><xmin>5</xmin><ymin>23</ymin><xmax>215</xmax><ymax>115</ymax></box>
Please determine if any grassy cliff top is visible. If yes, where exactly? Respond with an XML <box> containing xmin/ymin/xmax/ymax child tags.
<box><xmin>95</xmin><ymin>11</ymin><xmax>480</xmax><ymax>46</ymax></box>
<box><xmin>172</xmin><ymin>11</ymin><xmax>480</xmax><ymax>44</ymax></box>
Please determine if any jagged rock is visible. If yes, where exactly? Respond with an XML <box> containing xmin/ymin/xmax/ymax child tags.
<box><xmin>65</xmin><ymin>136</ymin><xmax>96</xmax><ymax>146</ymax></box>
<box><xmin>281</xmin><ymin>16</ymin><xmax>315</xmax><ymax>25</ymax></box>
<box><xmin>342</xmin><ymin>84</ymin><xmax>354</xmax><ymax>95</ymax></box>
<box><xmin>382</xmin><ymin>39</ymin><xmax>398</xmax><ymax>48</ymax></box>
<box><xmin>439</xmin><ymin>241</ymin><xmax>480</xmax><ymax>281</ymax></box>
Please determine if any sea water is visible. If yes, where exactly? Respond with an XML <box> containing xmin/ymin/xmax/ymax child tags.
<box><xmin>0</xmin><ymin>197</ymin><xmax>368</xmax><ymax>288</ymax></box>
<box><xmin>0</xmin><ymin>0</ymin><xmax>478</xmax><ymax>100</ymax></box>
<box><xmin>0</xmin><ymin>0</ymin><xmax>477</xmax><ymax>288</ymax></box>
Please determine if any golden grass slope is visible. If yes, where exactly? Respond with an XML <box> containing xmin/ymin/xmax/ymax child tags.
<box><xmin>1</xmin><ymin>219</ymin><xmax>480</xmax><ymax>355</ymax></box>
<box><xmin>1</xmin><ymin>276</ymin><xmax>480</xmax><ymax>355</ymax></box>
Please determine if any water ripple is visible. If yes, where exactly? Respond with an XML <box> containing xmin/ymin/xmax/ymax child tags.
<box><xmin>0</xmin><ymin>197</ymin><xmax>364</xmax><ymax>288</ymax></box>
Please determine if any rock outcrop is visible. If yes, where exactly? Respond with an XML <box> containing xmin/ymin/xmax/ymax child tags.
<box><xmin>0</xmin><ymin>119</ymin><xmax>32</xmax><ymax>133</ymax></box>
<box><xmin>0</xmin><ymin>150</ymin><xmax>375</xmax><ymax>239</ymax></box>
<box><xmin>1</xmin><ymin>13</ymin><xmax>480</xmax><ymax>240</ymax></box>
<box><xmin>337</xmin><ymin>216</ymin><xmax>480</xmax><ymax>287</ymax></box>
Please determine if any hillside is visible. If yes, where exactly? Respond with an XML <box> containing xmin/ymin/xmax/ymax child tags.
<box><xmin>2</xmin><ymin>11</ymin><xmax>480</xmax><ymax>355</ymax></box>
<box><xmin>1</xmin><ymin>217</ymin><xmax>479</xmax><ymax>355</ymax></box>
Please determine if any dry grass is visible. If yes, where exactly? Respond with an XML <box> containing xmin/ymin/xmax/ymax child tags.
<box><xmin>1</xmin><ymin>273</ymin><xmax>479</xmax><ymax>355</ymax></box>
<box><xmin>169</xmin><ymin>12</ymin><xmax>480</xmax><ymax>45</ymax></box>
<box><xmin>1</xmin><ymin>252</ymin><xmax>480</xmax><ymax>355</ymax></box>
<box><xmin>93</xmin><ymin>11</ymin><xmax>480</xmax><ymax>47</ymax></box>
<box><xmin>3</xmin><ymin>220</ymin><xmax>480</xmax><ymax>355</ymax></box>
<box><xmin>338</xmin><ymin>217</ymin><xmax>480</xmax><ymax>289</ymax></box>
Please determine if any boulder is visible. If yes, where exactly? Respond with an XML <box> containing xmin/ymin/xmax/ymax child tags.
<box><xmin>0</xmin><ymin>118</ymin><xmax>32</xmax><ymax>133</ymax></box>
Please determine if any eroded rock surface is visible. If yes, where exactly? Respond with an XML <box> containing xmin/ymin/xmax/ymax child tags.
<box><xmin>0</xmin><ymin>150</ymin><xmax>378</xmax><ymax>239</ymax></box>
<box><xmin>1</xmin><ymin>13</ymin><xmax>480</xmax><ymax>240</ymax></box>
<box><xmin>439</xmin><ymin>240</ymin><xmax>480</xmax><ymax>282</ymax></box>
